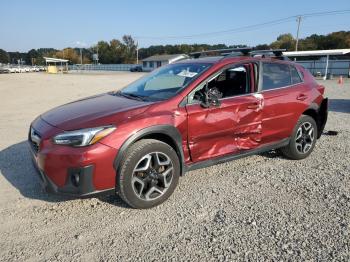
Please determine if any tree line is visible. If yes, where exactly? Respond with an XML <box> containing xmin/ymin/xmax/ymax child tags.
<box><xmin>0</xmin><ymin>31</ymin><xmax>349</xmax><ymax>65</ymax></box>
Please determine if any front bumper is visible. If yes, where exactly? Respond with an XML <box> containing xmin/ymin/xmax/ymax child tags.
<box><xmin>28</xmin><ymin>117</ymin><xmax>118</xmax><ymax>197</ymax></box>
<box><xmin>30</xmin><ymin>154</ymin><xmax>114</xmax><ymax>197</ymax></box>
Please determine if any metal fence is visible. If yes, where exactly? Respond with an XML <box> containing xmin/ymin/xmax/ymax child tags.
<box><xmin>68</xmin><ymin>64</ymin><xmax>135</xmax><ymax>71</ymax></box>
<box><xmin>297</xmin><ymin>60</ymin><xmax>350</xmax><ymax>77</ymax></box>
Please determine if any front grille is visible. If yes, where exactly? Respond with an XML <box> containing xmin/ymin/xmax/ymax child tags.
<box><xmin>31</xmin><ymin>141</ymin><xmax>40</xmax><ymax>153</ymax></box>
<box><xmin>29</xmin><ymin>127</ymin><xmax>41</xmax><ymax>154</ymax></box>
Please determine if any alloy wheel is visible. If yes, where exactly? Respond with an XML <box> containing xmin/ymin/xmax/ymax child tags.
<box><xmin>131</xmin><ymin>152</ymin><xmax>174</xmax><ymax>201</ymax></box>
<box><xmin>295</xmin><ymin>122</ymin><xmax>315</xmax><ymax>154</ymax></box>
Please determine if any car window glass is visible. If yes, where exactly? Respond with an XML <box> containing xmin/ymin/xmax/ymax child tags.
<box><xmin>188</xmin><ymin>64</ymin><xmax>251</xmax><ymax>104</ymax></box>
<box><xmin>262</xmin><ymin>63</ymin><xmax>292</xmax><ymax>90</ymax></box>
<box><xmin>144</xmin><ymin>74</ymin><xmax>185</xmax><ymax>91</ymax></box>
<box><xmin>121</xmin><ymin>63</ymin><xmax>210</xmax><ymax>101</ymax></box>
<box><xmin>290</xmin><ymin>65</ymin><xmax>302</xmax><ymax>84</ymax></box>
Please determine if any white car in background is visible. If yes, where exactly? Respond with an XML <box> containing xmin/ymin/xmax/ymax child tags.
<box><xmin>8</xmin><ymin>67</ymin><xmax>18</xmax><ymax>73</ymax></box>
<box><xmin>0</xmin><ymin>67</ymin><xmax>11</xmax><ymax>73</ymax></box>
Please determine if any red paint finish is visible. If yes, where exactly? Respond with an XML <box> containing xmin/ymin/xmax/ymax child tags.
<box><xmin>31</xmin><ymin>117</ymin><xmax>118</xmax><ymax>190</ymax></box>
<box><xmin>29</xmin><ymin>56</ymin><xmax>327</xmax><ymax>196</ymax></box>
<box><xmin>40</xmin><ymin>93</ymin><xmax>151</xmax><ymax>130</ymax></box>
<box><xmin>186</xmin><ymin>94</ymin><xmax>263</xmax><ymax>161</ymax></box>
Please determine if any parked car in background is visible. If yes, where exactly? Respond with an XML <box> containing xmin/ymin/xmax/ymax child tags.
<box><xmin>8</xmin><ymin>67</ymin><xmax>18</xmax><ymax>73</ymax></box>
<box><xmin>29</xmin><ymin>48</ymin><xmax>328</xmax><ymax>209</ymax></box>
<box><xmin>0</xmin><ymin>65</ymin><xmax>45</xmax><ymax>73</ymax></box>
<box><xmin>0</xmin><ymin>67</ymin><xmax>10</xmax><ymax>73</ymax></box>
<box><xmin>130</xmin><ymin>65</ymin><xmax>143</xmax><ymax>72</ymax></box>
<box><xmin>18</xmin><ymin>67</ymin><xmax>25</xmax><ymax>73</ymax></box>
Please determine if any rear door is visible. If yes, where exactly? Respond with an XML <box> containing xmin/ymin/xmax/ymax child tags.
<box><xmin>185</xmin><ymin>63</ymin><xmax>263</xmax><ymax>162</ymax></box>
<box><xmin>259</xmin><ymin>61</ymin><xmax>309</xmax><ymax>144</ymax></box>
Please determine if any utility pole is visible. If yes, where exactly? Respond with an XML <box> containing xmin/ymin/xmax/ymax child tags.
<box><xmin>96</xmin><ymin>44</ymin><xmax>99</xmax><ymax>64</ymax></box>
<box><xmin>80</xmin><ymin>48</ymin><xmax>83</xmax><ymax>65</ymax></box>
<box><xmin>136</xmin><ymin>41</ymin><xmax>139</xmax><ymax>64</ymax></box>
<box><xmin>295</xmin><ymin>16</ymin><xmax>302</xmax><ymax>51</ymax></box>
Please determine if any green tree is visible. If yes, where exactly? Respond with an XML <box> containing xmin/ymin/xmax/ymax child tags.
<box><xmin>8</xmin><ymin>52</ymin><xmax>27</xmax><ymax>64</ymax></box>
<box><xmin>5</xmin><ymin>31</ymin><xmax>348</xmax><ymax>65</ymax></box>
<box><xmin>0</xmin><ymin>49</ymin><xmax>10</xmax><ymax>63</ymax></box>
<box><xmin>270</xmin><ymin>33</ymin><xmax>296</xmax><ymax>51</ymax></box>
<box><xmin>122</xmin><ymin>35</ymin><xmax>137</xmax><ymax>63</ymax></box>
<box><xmin>55</xmin><ymin>48</ymin><xmax>79</xmax><ymax>64</ymax></box>
<box><xmin>26</xmin><ymin>49</ymin><xmax>46</xmax><ymax>65</ymax></box>
<box><xmin>254</xmin><ymin>44</ymin><xmax>270</xmax><ymax>50</ymax></box>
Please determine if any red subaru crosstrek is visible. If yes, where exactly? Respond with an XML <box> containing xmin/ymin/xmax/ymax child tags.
<box><xmin>29</xmin><ymin>49</ymin><xmax>328</xmax><ymax>208</ymax></box>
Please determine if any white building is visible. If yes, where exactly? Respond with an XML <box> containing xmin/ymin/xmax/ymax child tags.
<box><xmin>142</xmin><ymin>54</ymin><xmax>188</xmax><ymax>71</ymax></box>
<box><xmin>284</xmin><ymin>49</ymin><xmax>350</xmax><ymax>79</ymax></box>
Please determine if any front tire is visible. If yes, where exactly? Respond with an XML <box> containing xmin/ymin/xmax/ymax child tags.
<box><xmin>280</xmin><ymin>115</ymin><xmax>318</xmax><ymax>160</ymax></box>
<box><xmin>117</xmin><ymin>139</ymin><xmax>180</xmax><ymax>209</ymax></box>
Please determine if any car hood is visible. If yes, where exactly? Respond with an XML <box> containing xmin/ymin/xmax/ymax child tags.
<box><xmin>40</xmin><ymin>93</ymin><xmax>152</xmax><ymax>130</ymax></box>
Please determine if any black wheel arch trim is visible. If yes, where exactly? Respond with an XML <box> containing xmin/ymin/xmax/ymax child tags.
<box><xmin>113</xmin><ymin>125</ymin><xmax>186</xmax><ymax>177</ymax></box>
<box><xmin>318</xmin><ymin>98</ymin><xmax>328</xmax><ymax>138</ymax></box>
<box><xmin>303</xmin><ymin>98</ymin><xmax>328</xmax><ymax>139</ymax></box>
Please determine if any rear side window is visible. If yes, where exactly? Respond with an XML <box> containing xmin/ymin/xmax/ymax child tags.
<box><xmin>262</xmin><ymin>63</ymin><xmax>291</xmax><ymax>90</ymax></box>
<box><xmin>290</xmin><ymin>65</ymin><xmax>302</xmax><ymax>84</ymax></box>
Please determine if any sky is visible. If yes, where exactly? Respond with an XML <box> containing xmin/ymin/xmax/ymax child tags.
<box><xmin>0</xmin><ymin>0</ymin><xmax>349</xmax><ymax>52</ymax></box>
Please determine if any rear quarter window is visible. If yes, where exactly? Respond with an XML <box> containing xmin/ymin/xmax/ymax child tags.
<box><xmin>296</xmin><ymin>65</ymin><xmax>306</xmax><ymax>80</ymax></box>
<box><xmin>262</xmin><ymin>63</ymin><xmax>291</xmax><ymax>90</ymax></box>
<box><xmin>290</xmin><ymin>65</ymin><xmax>303</xmax><ymax>84</ymax></box>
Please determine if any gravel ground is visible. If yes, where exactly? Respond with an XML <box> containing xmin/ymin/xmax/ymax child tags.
<box><xmin>0</xmin><ymin>72</ymin><xmax>349</xmax><ymax>261</ymax></box>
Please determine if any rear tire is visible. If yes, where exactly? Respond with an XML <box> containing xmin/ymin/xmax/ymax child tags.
<box><xmin>117</xmin><ymin>139</ymin><xmax>180</xmax><ymax>209</ymax></box>
<box><xmin>280</xmin><ymin>115</ymin><xmax>317</xmax><ymax>160</ymax></box>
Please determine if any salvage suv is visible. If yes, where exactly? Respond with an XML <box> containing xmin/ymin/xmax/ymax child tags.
<box><xmin>29</xmin><ymin>48</ymin><xmax>328</xmax><ymax>209</ymax></box>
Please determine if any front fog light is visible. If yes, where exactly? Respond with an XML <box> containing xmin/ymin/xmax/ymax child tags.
<box><xmin>71</xmin><ymin>173</ymin><xmax>80</xmax><ymax>187</ymax></box>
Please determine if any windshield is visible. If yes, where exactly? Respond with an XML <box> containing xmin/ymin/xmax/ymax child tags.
<box><xmin>119</xmin><ymin>63</ymin><xmax>211</xmax><ymax>101</ymax></box>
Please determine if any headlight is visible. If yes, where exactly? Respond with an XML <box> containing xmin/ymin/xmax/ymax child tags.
<box><xmin>53</xmin><ymin>126</ymin><xmax>116</xmax><ymax>147</ymax></box>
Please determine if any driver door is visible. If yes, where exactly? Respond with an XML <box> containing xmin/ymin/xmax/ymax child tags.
<box><xmin>185</xmin><ymin>63</ymin><xmax>263</xmax><ymax>162</ymax></box>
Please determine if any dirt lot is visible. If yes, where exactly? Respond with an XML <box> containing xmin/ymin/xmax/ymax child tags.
<box><xmin>0</xmin><ymin>72</ymin><xmax>349</xmax><ymax>261</ymax></box>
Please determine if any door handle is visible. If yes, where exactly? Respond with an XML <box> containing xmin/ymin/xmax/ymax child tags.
<box><xmin>247</xmin><ymin>102</ymin><xmax>260</xmax><ymax>109</ymax></box>
<box><xmin>296</xmin><ymin>94</ymin><xmax>308</xmax><ymax>101</ymax></box>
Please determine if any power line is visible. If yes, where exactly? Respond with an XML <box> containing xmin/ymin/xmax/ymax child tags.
<box><xmin>136</xmin><ymin>17</ymin><xmax>296</xmax><ymax>40</ymax></box>
<box><xmin>301</xmin><ymin>10</ymin><xmax>350</xmax><ymax>18</ymax></box>
<box><xmin>136</xmin><ymin>9</ymin><xmax>350</xmax><ymax>40</ymax></box>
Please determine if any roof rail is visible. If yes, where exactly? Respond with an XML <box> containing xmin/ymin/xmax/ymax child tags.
<box><xmin>189</xmin><ymin>48</ymin><xmax>289</xmax><ymax>60</ymax></box>
<box><xmin>189</xmin><ymin>47</ymin><xmax>252</xmax><ymax>58</ymax></box>
<box><xmin>250</xmin><ymin>49</ymin><xmax>289</xmax><ymax>60</ymax></box>
<box><xmin>250</xmin><ymin>49</ymin><xmax>286</xmax><ymax>57</ymax></box>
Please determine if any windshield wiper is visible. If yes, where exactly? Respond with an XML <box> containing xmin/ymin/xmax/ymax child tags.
<box><xmin>115</xmin><ymin>91</ymin><xmax>148</xmax><ymax>102</ymax></box>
